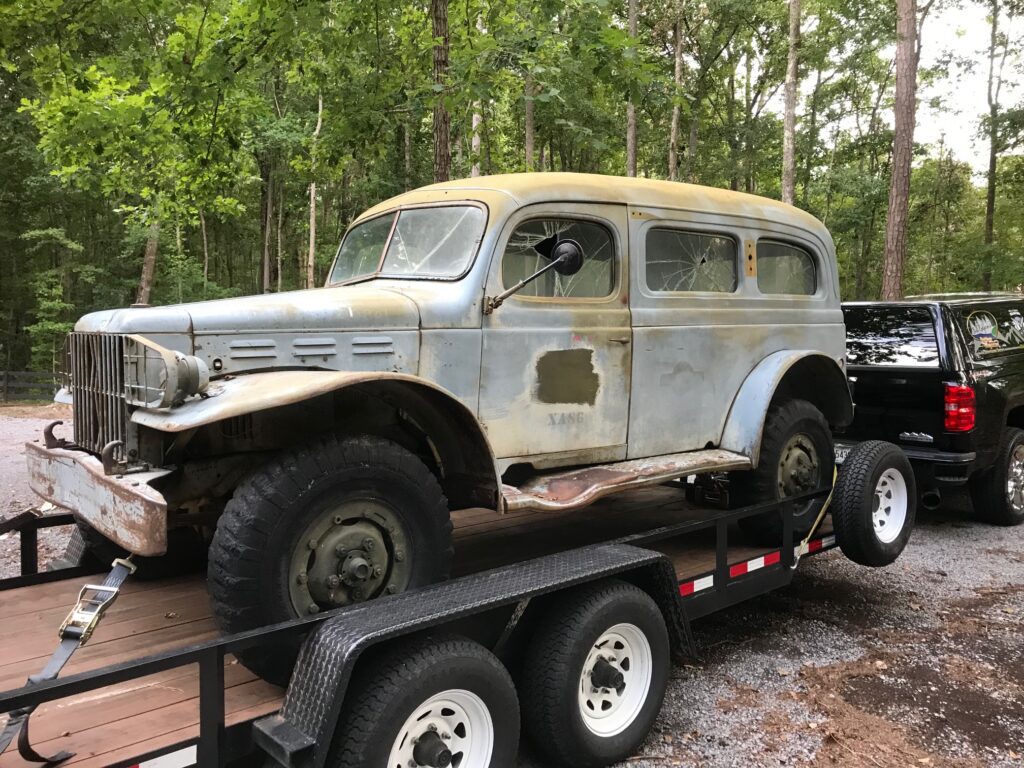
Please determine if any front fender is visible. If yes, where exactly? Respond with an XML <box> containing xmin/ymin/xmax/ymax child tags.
<box><xmin>719</xmin><ymin>350</ymin><xmax>852</xmax><ymax>467</ymax></box>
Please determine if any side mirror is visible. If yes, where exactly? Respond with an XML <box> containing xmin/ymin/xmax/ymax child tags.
<box><xmin>484</xmin><ymin>238</ymin><xmax>586</xmax><ymax>314</ymax></box>
<box><xmin>551</xmin><ymin>239</ymin><xmax>584</xmax><ymax>276</ymax></box>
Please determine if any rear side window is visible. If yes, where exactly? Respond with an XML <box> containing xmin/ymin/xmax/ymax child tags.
<box><xmin>845</xmin><ymin>306</ymin><xmax>940</xmax><ymax>367</ymax></box>
<box><xmin>957</xmin><ymin>304</ymin><xmax>1024</xmax><ymax>358</ymax></box>
<box><xmin>757</xmin><ymin>240</ymin><xmax>816</xmax><ymax>295</ymax></box>
<box><xmin>644</xmin><ymin>229</ymin><xmax>737</xmax><ymax>293</ymax></box>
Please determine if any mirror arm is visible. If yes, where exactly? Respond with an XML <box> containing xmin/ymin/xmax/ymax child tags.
<box><xmin>484</xmin><ymin>259</ymin><xmax>562</xmax><ymax>315</ymax></box>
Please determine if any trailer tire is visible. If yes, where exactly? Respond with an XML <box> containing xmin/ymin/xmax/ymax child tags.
<box><xmin>833</xmin><ymin>440</ymin><xmax>916</xmax><ymax>567</ymax></box>
<box><xmin>329</xmin><ymin>634</ymin><xmax>519</xmax><ymax>768</ymax></box>
<box><xmin>970</xmin><ymin>427</ymin><xmax>1024</xmax><ymax>526</ymax></box>
<box><xmin>519</xmin><ymin>579</ymin><xmax>669</xmax><ymax>768</ymax></box>
<box><xmin>733</xmin><ymin>399</ymin><xmax>835</xmax><ymax>544</ymax></box>
<box><xmin>76</xmin><ymin>521</ymin><xmax>207</xmax><ymax>581</ymax></box>
<box><xmin>208</xmin><ymin>434</ymin><xmax>452</xmax><ymax>684</ymax></box>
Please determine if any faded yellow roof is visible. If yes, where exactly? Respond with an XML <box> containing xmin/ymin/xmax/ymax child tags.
<box><xmin>359</xmin><ymin>172</ymin><xmax>828</xmax><ymax>241</ymax></box>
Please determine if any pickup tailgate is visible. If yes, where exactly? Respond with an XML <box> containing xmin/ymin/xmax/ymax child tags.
<box><xmin>842</xmin><ymin>304</ymin><xmax>954</xmax><ymax>452</ymax></box>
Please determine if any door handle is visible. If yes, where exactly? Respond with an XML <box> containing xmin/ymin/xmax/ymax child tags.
<box><xmin>610</xmin><ymin>336</ymin><xmax>631</xmax><ymax>344</ymax></box>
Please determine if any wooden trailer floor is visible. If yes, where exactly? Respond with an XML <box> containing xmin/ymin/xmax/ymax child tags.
<box><xmin>0</xmin><ymin>486</ymin><xmax>806</xmax><ymax>766</ymax></box>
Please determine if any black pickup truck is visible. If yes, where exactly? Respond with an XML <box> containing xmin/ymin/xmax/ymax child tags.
<box><xmin>835</xmin><ymin>294</ymin><xmax>1024</xmax><ymax>526</ymax></box>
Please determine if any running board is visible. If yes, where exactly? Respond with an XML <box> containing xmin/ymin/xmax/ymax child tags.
<box><xmin>501</xmin><ymin>449</ymin><xmax>752</xmax><ymax>513</ymax></box>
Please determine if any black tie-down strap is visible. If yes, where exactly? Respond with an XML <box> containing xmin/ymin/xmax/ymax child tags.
<box><xmin>0</xmin><ymin>557</ymin><xmax>136</xmax><ymax>764</ymax></box>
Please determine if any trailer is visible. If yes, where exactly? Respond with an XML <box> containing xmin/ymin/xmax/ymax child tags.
<box><xmin>0</xmin><ymin>440</ymin><xmax>915</xmax><ymax>768</ymax></box>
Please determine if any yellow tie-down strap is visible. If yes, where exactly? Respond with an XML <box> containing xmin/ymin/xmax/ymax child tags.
<box><xmin>793</xmin><ymin>466</ymin><xmax>838</xmax><ymax>566</ymax></box>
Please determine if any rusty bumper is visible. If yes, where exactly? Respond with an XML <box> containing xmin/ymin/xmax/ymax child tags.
<box><xmin>25</xmin><ymin>441</ymin><xmax>172</xmax><ymax>556</ymax></box>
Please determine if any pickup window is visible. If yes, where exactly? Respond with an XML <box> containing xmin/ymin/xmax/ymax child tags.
<box><xmin>845</xmin><ymin>306</ymin><xmax>940</xmax><ymax>367</ymax></box>
<box><xmin>958</xmin><ymin>304</ymin><xmax>1024</xmax><ymax>358</ymax></box>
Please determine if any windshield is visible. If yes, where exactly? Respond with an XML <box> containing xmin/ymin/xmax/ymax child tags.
<box><xmin>329</xmin><ymin>205</ymin><xmax>486</xmax><ymax>284</ymax></box>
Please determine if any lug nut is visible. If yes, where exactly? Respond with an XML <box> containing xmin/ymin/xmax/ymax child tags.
<box><xmin>327</xmin><ymin>575</ymin><xmax>340</xmax><ymax>588</ymax></box>
<box><xmin>308</xmin><ymin>604</ymin><xmax>320</xmax><ymax>614</ymax></box>
<box><xmin>362</xmin><ymin>537</ymin><xmax>375</xmax><ymax>551</ymax></box>
<box><xmin>334</xmin><ymin>515</ymin><xmax>344</xmax><ymax>525</ymax></box>
<box><xmin>335</xmin><ymin>544</ymin><xmax>347</xmax><ymax>556</ymax></box>
<box><xmin>387</xmin><ymin>585</ymin><xmax>397</xmax><ymax>594</ymax></box>
<box><xmin>395</xmin><ymin>550</ymin><xmax>405</xmax><ymax>562</ymax></box>
<box><xmin>307</xmin><ymin>538</ymin><xmax>318</xmax><ymax>550</ymax></box>
<box><xmin>373</xmin><ymin>566</ymin><xmax>383</xmax><ymax>578</ymax></box>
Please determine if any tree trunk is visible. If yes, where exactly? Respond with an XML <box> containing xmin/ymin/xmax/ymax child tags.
<box><xmin>136</xmin><ymin>216</ymin><xmax>160</xmax><ymax>305</ymax></box>
<box><xmin>686</xmin><ymin>113</ymin><xmax>699</xmax><ymax>182</ymax></box>
<box><xmin>524</xmin><ymin>70</ymin><xmax>535</xmax><ymax>171</ymax></box>
<box><xmin>404</xmin><ymin>119</ymin><xmax>413</xmax><ymax>191</ymax></box>
<box><xmin>276</xmin><ymin>183</ymin><xmax>284</xmax><ymax>292</ymax></box>
<box><xmin>983</xmin><ymin>0</ymin><xmax>1001</xmax><ymax>291</ymax></box>
<box><xmin>625</xmin><ymin>0</ymin><xmax>638</xmax><ymax>177</ymax></box>
<box><xmin>668</xmin><ymin>19</ymin><xmax>684</xmax><ymax>181</ymax></box>
<box><xmin>307</xmin><ymin>92</ymin><xmax>323</xmax><ymax>289</ymax></box>
<box><xmin>781</xmin><ymin>0</ymin><xmax>801</xmax><ymax>205</ymax></box>
<box><xmin>880</xmin><ymin>0</ymin><xmax>918</xmax><ymax>301</ymax></box>
<box><xmin>262</xmin><ymin>167</ymin><xmax>274</xmax><ymax>294</ymax></box>
<box><xmin>199</xmin><ymin>210</ymin><xmax>209</xmax><ymax>288</ymax></box>
<box><xmin>431</xmin><ymin>0</ymin><xmax>451</xmax><ymax>182</ymax></box>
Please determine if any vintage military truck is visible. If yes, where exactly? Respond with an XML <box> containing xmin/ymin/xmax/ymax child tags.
<box><xmin>28</xmin><ymin>173</ymin><xmax>854</xmax><ymax>678</ymax></box>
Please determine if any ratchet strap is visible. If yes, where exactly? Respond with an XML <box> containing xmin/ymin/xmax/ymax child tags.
<box><xmin>0</xmin><ymin>557</ymin><xmax>136</xmax><ymax>764</ymax></box>
<box><xmin>792</xmin><ymin>466</ymin><xmax>838</xmax><ymax>569</ymax></box>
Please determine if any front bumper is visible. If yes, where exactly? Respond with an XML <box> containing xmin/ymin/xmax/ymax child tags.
<box><xmin>25</xmin><ymin>441</ymin><xmax>172</xmax><ymax>556</ymax></box>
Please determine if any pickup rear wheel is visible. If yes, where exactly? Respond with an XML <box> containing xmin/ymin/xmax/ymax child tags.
<box><xmin>732</xmin><ymin>399</ymin><xmax>834</xmax><ymax>544</ymax></box>
<box><xmin>971</xmin><ymin>427</ymin><xmax>1024</xmax><ymax>526</ymax></box>
<box><xmin>208</xmin><ymin>434</ymin><xmax>453</xmax><ymax>684</ymax></box>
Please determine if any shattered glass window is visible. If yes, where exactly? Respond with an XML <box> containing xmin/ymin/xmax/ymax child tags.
<box><xmin>644</xmin><ymin>229</ymin><xmax>737</xmax><ymax>293</ymax></box>
<box><xmin>757</xmin><ymin>240</ymin><xmax>816</xmax><ymax>296</ymax></box>
<box><xmin>501</xmin><ymin>218</ymin><xmax>615</xmax><ymax>298</ymax></box>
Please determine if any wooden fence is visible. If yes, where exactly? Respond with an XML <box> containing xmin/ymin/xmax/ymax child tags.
<box><xmin>0</xmin><ymin>371</ymin><xmax>60</xmax><ymax>403</ymax></box>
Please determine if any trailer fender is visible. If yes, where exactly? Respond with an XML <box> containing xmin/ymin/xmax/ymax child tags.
<box><xmin>720</xmin><ymin>350</ymin><xmax>853</xmax><ymax>467</ymax></box>
<box><xmin>253</xmin><ymin>543</ymin><xmax>688</xmax><ymax>768</ymax></box>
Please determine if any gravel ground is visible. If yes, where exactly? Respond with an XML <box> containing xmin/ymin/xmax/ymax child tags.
<box><xmin>1</xmin><ymin>409</ymin><xmax>1022</xmax><ymax>767</ymax></box>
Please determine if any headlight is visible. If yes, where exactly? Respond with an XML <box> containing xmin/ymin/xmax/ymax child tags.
<box><xmin>124</xmin><ymin>335</ymin><xmax>209</xmax><ymax>408</ymax></box>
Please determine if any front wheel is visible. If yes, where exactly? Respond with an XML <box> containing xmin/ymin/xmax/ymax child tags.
<box><xmin>832</xmin><ymin>440</ymin><xmax>916</xmax><ymax>567</ymax></box>
<box><xmin>207</xmin><ymin>434</ymin><xmax>453</xmax><ymax>684</ymax></box>
<box><xmin>970</xmin><ymin>427</ymin><xmax>1024</xmax><ymax>526</ymax></box>
<box><xmin>329</xmin><ymin>635</ymin><xmax>520</xmax><ymax>768</ymax></box>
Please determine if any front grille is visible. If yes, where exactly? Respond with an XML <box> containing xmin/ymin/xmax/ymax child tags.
<box><xmin>67</xmin><ymin>332</ymin><xmax>128</xmax><ymax>461</ymax></box>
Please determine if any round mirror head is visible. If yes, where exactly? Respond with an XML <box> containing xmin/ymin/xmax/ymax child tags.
<box><xmin>552</xmin><ymin>239</ymin><xmax>584</xmax><ymax>276</ymax></box>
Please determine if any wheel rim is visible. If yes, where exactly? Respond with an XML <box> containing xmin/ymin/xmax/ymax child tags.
<box><xmin>872</xmin><ymin>468</ymin><xmax>908</xmax><ymax>544</ymax></box>
<box><xmin>1007</xmin><ymin>444</ymin><xmax>1024</xmax><ymax>514</ymax></box>
<box><xmin>287</xmin><ymin>499</ymin><xmax>411</xmax><ymax>616</ymax></box>
<box><xmin>577</xmin><ymin>623</ymin><xmax>653</xmax><ymax>738</ymax></box>
<box><xmin>387</xmin><ymin>689</ymin><xmax>493</xmax><ymax>768</ymax></box>
<box><xmin>777</xmin><ymin>433</ymin><xmax>821</xmax><ymax>499</ymax></box>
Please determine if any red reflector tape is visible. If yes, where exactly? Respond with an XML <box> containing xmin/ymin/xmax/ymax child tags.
<box><xmin>729</xmin><ymin>550</ymin><xmax>782</xmax><ymax>579</ymax></box>
<box><xmin>678</xmin><ymin>574</ymin><xmax>714</xmax><ymax>596</ymax></box>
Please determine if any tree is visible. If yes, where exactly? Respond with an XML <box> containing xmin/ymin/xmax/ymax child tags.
<box><xmin>432</xmin><ymin>0</ymin><xmax>452</xmax><ymax>182</ymax></box>
<box><xmin>881</xmin><ymin>0</ymin><xmax>919</xmax><ymax>301</ymax></box>
<box><xmin>625</xmin><ymin>0</ymin><xmax>638</xmax><ymax>177</ymax></box>
<box><xmin>781</xmin><ymin>0</ymin><xmax>800</xmax><ymax>205</ymax></box>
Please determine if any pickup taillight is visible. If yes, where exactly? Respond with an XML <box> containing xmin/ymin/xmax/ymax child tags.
<box><xmin>944</xmin><ymin>383</ymin><xmax>976</xmax><ymax>432</ymax></box>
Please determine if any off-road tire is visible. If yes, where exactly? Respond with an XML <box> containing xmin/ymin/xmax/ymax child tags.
<box><xmin>732</xmin><ymin>399</ymin><xmax>835</xmax><ymax>543</ymax></box>
<box><xmin>328</xmin><ymin>634</ymin><xmax>519</xmax><ymax>768</ymax></box>
<box><xmin>970</xmin><ymin>427</ymin><xmax>1024</xmax><ymax>526</ymax></box>
<box><xmin>76</xmin><ymin>521</ymin><xmax>207</xmax><ymax>581</ymax></box>
<box><xmin>208</xmin><ymin>435</ymin><xmax>453</xmax><ymax>684</ymax></box>
<box><xmin>832</xmin><ymin>440</ymin><xmax>916</xmax><ymax>567</ymax></box>
<box><xmin>519</xmin><ymin>580</ymin><xmax>670</xmax><ymax>768</ymax></box>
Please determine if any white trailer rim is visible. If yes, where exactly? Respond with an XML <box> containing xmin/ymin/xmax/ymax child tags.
<box><xmin>387</xmin><ymin>688</ymin><xmax>493</xmax><ymax>768</ymax></box>
<box><xmin>577</xmin><ymin>622</ymin><xmax>653</xmax><ymax>737</ymax></box>
<box><xmin>872</xmin><ymin>468</ymin><xmax>908</xmax><ymax>544</ymax></box>
<box><xmin>1008</xmin><ymin>444</ymin><xmax>1024</xmax><ymax>513</ymax></box>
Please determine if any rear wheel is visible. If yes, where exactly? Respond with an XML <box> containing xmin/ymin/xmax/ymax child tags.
<box><xmin>832</xmin><ymin>440</ymin><xmax>916</xmax><ymax>566</ymax></box>
<box><xmin>970</xmin><ymin>427</ymin><xmax>1024</xmax><ymax>526</ymax></box>
<box><xmin>732</xmin><ymin>399</ymin><xmax>835</xmax><ymax>543</ymax></box>
<box><xmin>208</xmin><ymin>434</ymin><xmax>453</xmax><ymax>684</ymax></box>
<box><xmin>329</xmin><ymin>635</ymin><xmax>519</xmax><ymax>768</ymax></box>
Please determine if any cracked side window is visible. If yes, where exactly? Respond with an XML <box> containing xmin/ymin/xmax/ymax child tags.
<box><xmin>644</xmin><ymin>229</ymin><xmax>737</xmax><ymax>293</ymax></box>
<box><xmin>501</xmin><ymin>218</ymin><xmax>615</xmax><ymax>298</ymax></box>
<box><xmin>757</xmin><ymin>240</ymin><xmax>816</xmax><ymax>296</ymax></box>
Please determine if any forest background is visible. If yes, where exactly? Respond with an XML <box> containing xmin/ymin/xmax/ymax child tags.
<box><xmin>1</xmin><ymin>0</ymin><xmax>1022</xmax><ymax>371</ymax></box>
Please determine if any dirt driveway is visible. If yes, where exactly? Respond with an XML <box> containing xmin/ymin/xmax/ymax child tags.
<box><xmin>1</xmin><ymin>408</ymin><xmax>1021</xmax><ymax>767</ymax></box>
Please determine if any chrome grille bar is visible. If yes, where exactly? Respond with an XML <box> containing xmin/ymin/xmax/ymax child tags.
<box><xmin>67</xmin><ymin>332</ymin><xmax>127</xmax><ymax>461</ymax></box>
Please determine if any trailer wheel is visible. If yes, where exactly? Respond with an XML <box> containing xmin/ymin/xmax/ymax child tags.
<box><xmin>329</xmin><ymin>635</ymin><xmax>519</xmax><ymax>768</ymax></box>
<box><xmin>732</xmin><ymin>399</ymin><xmax>835</xmax><ymax>543</ymax></box>
<box><xmin>519</xmin><ymin>580</ymin><xmax>669</xmax><ymax>768</ymax></box>
<box><xmin>76</xmin><ymin>521</ymin><xmax>207</xmax><ymax>580</ymax></box>
<box><xmin>970</xmin><ymin>427</ymin><xmax>1024</xmax><ymax>526</ymax></box>
<box><xmin>832</xmin><ymin>440</ymin><xmax>916</xmax><ymax>567</ymax></box>
<box><xmin>208</xmin><ymin>434</ymin><xmax>452</xmax><ymax>684</ymax></box>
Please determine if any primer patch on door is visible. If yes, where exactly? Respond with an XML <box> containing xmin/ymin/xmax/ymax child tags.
<box><xmin>535</xmin><ymin>348</ymin><xmax>599</xmax><ymax>405</ymax></box>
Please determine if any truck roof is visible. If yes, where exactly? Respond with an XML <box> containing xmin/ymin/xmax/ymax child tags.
<box><xmin>357</xmin><ymin>172</ymin><xmax>830</xmax><ymax>238</ymax></box>
<box><xmin>845</xmin><ymin>293</ymin><xmax>1022</xmax><ymax>309</ymax></box>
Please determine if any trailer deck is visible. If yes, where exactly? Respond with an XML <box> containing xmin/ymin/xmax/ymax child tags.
<box><xmin>0</xmin><ymin>484</ymin><xmax>836</xmax><ymax>767</ymax></box>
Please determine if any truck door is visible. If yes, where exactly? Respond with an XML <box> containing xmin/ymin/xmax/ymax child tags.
<box><xmin>478</xmin><ymin>203</ymin><xmax>631</xmax><ymax>463</ymax></box>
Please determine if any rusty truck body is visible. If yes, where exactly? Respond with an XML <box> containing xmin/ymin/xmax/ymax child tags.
<box><xmin>26</xmin><ymin>173</ymin><xmax>853</xmax><ymax>680</ymax></box>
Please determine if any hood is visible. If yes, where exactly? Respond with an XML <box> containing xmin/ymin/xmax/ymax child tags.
<box><xmin>75</xmin><ymin>284</ymin><xmax>421</xmax><ymax>336</ymax></box>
